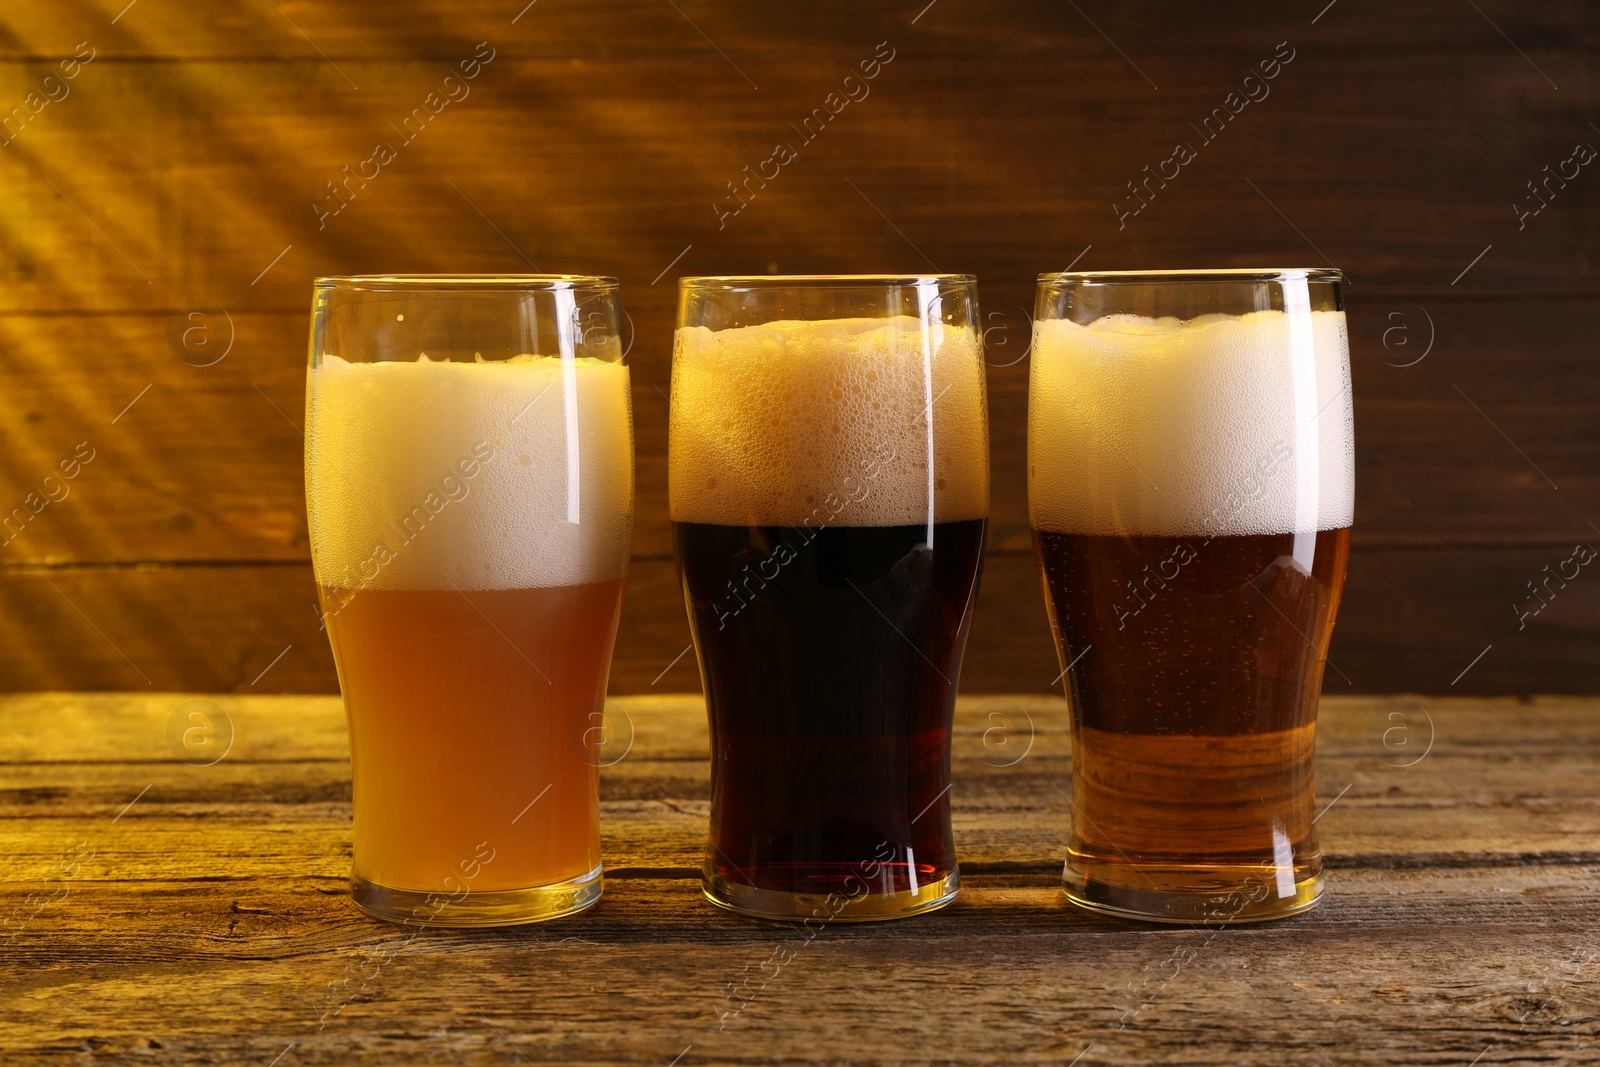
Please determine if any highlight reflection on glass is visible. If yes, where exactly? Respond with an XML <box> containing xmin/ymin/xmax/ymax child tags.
<box><xmin>1030</xmin><ymin>268</ymin><xmax>1353</xmax><ymax>924</ymax></box>
<box><xmin>671</xmin><ymin>275</ymin><xmax>989</xmax><ymax>922</ymax></box>
<box><xmin>305</xmin><ymin>275</ymin><xmax>633</xmax><ymax>927</ymax></box>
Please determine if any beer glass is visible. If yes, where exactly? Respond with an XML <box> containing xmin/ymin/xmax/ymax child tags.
<box><xmin>671</xmin><ymin>276</ymin><xmax>989</xmax><ymax>921</ymax></box>
<box><xmin>305</xmin><ymin>275</ymin><xmax>633</xmax><ymax>926</ymax></box>
<box><xmin>1030</xmin><ymin>269</ymin><xmax>1352</xmax><ymax>923</ymax></box>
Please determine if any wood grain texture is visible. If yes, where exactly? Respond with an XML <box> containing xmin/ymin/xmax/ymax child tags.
<box><xmin>5</xmin><ymin>1</ymin><xmax>1598</xmax><ymax>59</ymax></box>
<box><xmin>0</xmin><ymin>0</ymin><xmax>1596</xmax><ymax>693</ymax></box>
<box><xmin>0</xmin><ymin>546</ymin><xmax>1595</xmax><ymax>695</ymax></box>
<box><xmin>0</xmin><ymin>297</ymin><xmax>1596</xmax><ymax>566</ymax></box>
<box><xmin>1</xmin><ymin>44</ymin><xmax>1594</xmax><ymax>311</ymax></box>
<box><xmin>0</xmin><ymin>692</ymin><xmax>1596</xmax><ymax>1065</ymax></box>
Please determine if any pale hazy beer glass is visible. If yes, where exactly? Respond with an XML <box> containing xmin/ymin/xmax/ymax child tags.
<box><xmin>305</xmin><ymin>276</ymin><xmax>633</xmax><ymax>926</ymax></box>
<box><xmin>672</xmin><ymin>276</ymin><xmax>989</xmax><ymax>921</ymax></box>
<box><xmin>1030</xmin><ymin>269</ymin><xmax>1353</xmax><ymax>923</ymax></box>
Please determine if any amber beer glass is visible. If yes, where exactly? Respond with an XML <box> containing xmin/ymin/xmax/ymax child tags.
<box><xmin>305</xmin><ymin>276</ymin><xmax>633</xmax><ymax>925</ymax></box>
<box><xmin>671</xmin><ymin>276</ymin><xmax>989</xmax><ymax>921</ymax></box>
<box><xmin>1031</xmin><ymin>270</ymin><xmax>1353</xmax><ymax>923</ymax></box>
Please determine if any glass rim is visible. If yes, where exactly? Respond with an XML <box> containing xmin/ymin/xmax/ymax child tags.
<box><xmin>1037</xmin><ymin>268</ymin><xmax>1343</xmax><ymax>286</ymax></box>
<box><xmin>314</xmin><ymin>273</ymin><xmax>618</xmax><ymax>292</ymax></box>
<box><xmin>679</xmin><ymin>274</ymin><xmax>976</xmax><ymax>291</ymax></box>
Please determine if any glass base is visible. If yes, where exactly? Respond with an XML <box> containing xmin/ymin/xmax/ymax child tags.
<box><xmin>351</xmin><ymin>863</ymin><xmax>603</xmax><ymax>928</ymax></box>
<box><xmin>1063</xmin><ymin>864</ymin><xmax>1322</xmax><ymax>925</ymax></box>
<box><xmin>704</xmin><ymin>867</ymin><xmax>959</xmax><ymax>923</ymax></box>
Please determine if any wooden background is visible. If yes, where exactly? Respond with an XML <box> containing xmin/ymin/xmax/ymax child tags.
<box><xmin>0</xmin><ymin>0</ymin><xmax>1595</xmax><ymax>695</ymax></box>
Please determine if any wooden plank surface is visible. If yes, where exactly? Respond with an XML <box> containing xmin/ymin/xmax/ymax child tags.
<box><xmin>2</xmin><ymin>293</ymin><xmax>1596</xmax><ymax>698</ymax></box>
<box><xmin>1</xmin><ymin>45</ymin><xmax>1593</xmax><ymax>311</ymax></box>
<box><xmin>2</xmin><ymin>545</ymin><xmax>1596</xmax><ymax>695</ymax></box>
<box><xmin>1</xmin><ymin>0</ymin><xmax>1596</xmax><ymax>695</ymax></box>
<box><xmin>5</xmin><ymin>1</ymin><xmax>1598</xmax><ymax>60</ymax></box>
<box><xmin>1</xmin><ymin>296</ymin><xmax>1597</xmax><ymax>566</ymax></box>
<box><xmin>1</xmin><ymin>692</ymin><xmax>1596</xmax><ymax>1065</ymax></box>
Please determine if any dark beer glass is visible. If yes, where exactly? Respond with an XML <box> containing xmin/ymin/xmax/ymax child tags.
<box><xmin>1031</xmin><ymin>269</ymin><xmax>1353</xmax><ymax>923</ymax></box>
<box><xmin>671</xmin><ymin>276</ymin><xmax>989</xmax><ymax>921</ymax></box>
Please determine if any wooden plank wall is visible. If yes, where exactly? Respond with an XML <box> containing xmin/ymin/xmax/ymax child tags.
<box><xmin>0</xmin><ymin>1</ymin><xmax>1595</xmax><ymax>694</ymax></box>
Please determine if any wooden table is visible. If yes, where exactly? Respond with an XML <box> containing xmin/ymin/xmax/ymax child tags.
<box><xmin>3</xmin><ymin>693</ymin><xmax>1596</xmax><ymax>1065</ymax></box>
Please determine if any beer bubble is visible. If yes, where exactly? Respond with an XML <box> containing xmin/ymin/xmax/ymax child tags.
<box><xmin>1030</xmin><ymin>310</ymin><xmax>1353</xmax><ymax>538</ymax></box>
<box><xmin>306</xmin><ymin>355</ymin><xmax>633</xmax><ymax>592</ymax></box>
<box><xmin>165</xmin><ymin>305</ymin><xmax>234</xmax><ymax>368</ymax></box>
<box><xmin>166</xmin><ymin>699</ymin><xmax>235</xmax><ymax>767</ymax></box>
<box><xmin>1363</xmin><ymin>700</ymin><xmax>1434</xmax><ymax>768</ymax></box>
<box><xmin>976</xmin><ymin>698</ymin><xmax>1034</xmax><ymax>768</ymax></box>
<box><xmin>669</xmin><ymin>317</ymin><xmax>987</xmax><ymax>527</ymax></box>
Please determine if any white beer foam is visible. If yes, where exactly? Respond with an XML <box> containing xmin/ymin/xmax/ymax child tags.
<box><xmin>1029</xmin><ymin>310</ymin><xmax>1354</xmax><ymax>537</ymax></box>
<box><xmin>669</xmin><ymin>316</ymin><xmax>989</xmax><ymax>527</ymax></box>
<box><xmin>306</xmin><ymin>354</ymin><xmax>634</xmax><ymax>591</ymax></box>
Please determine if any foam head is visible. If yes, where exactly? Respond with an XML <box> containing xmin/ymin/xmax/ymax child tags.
<box><xmin>1029</xmin><ymin>310</ymin><xmax>1354</xmax><ymax>537</ymax></box>
<box><xmin>306</xmin><ymin>354</ymin><xmax>634</xmax><ymax>591</ymax></box>
<box><xmin>669</xmin><ymin>316</ymin><xmax>989</xmax><ymax>527</ymax></box>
